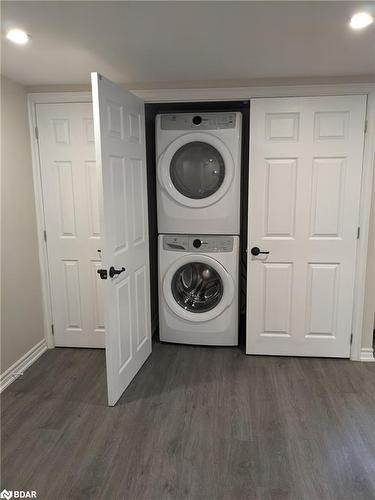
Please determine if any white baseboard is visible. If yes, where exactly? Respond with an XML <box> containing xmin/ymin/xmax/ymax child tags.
<box><xmin>359</xmin><ymin>347</ymin><xmax>375</xmax><ymax>362</ymax></box>
<box><xmin>0</xmin><ymin>339</ymin><xmax>48</xmax><ymax>392</ymax></box>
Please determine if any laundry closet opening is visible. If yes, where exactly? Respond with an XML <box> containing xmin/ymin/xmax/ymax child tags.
<box><xmin>145</xmin><ymin>101</ymin><xmax>250</xmax><ymax>346</ymax></box>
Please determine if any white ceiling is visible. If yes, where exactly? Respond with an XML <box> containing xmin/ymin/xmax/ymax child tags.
<box><xmin>1</xmin><ymin>1</ymin><xmax>375</xmax><ymax>87</ymax></box>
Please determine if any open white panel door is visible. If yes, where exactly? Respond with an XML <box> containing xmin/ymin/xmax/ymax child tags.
<box><xmin>91</xmin><ymin>73</ymin><xmax>152</xmax><ymax>405</ymax></box>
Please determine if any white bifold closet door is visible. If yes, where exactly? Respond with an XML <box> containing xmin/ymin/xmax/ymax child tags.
<box><xmin>246</xmin><ymin>96</ymin><xmax>366</xmax><ymax>357</ymax></box>
<box><xmin>91</xmin><ymin>73</ymin><xmax>152</xmax><ymax>405</ymax></box>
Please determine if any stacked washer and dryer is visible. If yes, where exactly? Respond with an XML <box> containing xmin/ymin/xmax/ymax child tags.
<box><xmin>156</xmin><ymin>112</ymin><xmax>242</xmax><ymax>345</ymax></box>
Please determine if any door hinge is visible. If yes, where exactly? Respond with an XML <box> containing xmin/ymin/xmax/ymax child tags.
<box><xmin>357</xmin><ymin>227</ymin><xmax>360</xmax><ymax>239</ymax></box>
<box><xmin>350</xmin><ymin>333</ymin><xmax>353</xmax><ymax>345</ymax></box>
<box><xmin>364</xmin><ymin>120</ymin><xmax>368</xmax><ymax>134</ymax></box>
<box><xmin>43</xmin><ymin>230</ymin><xmax>47</xmax><ymax>242</ymax></box>
<box><xmin>51</xmin><ymin>324</ymin><xmax>55</xmax><ymax>336</ymax></box>
<box><xmin>35</xmin><ymin>126</ymin><xmax>39</xmax><ymax>140</ymax></box>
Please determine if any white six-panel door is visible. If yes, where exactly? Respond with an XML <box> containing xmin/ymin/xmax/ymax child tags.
<box><xmin>91</xmin><ymin>73</ymin><xmax>152</xmax><ymax>406</ymax></box>
<box><xmin>36</xmin><ymin>102</ymin><xmax>105</xmax><ymax>348</ymax></box>
<box><xmin>247</xmin><ymin>96</ymin><xmax>366</xmax><ymax>357</ymax></box>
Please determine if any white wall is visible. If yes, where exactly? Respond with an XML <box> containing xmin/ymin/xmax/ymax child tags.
<box><xmin>1</xmin><ymin>75</ymin><xmax>44</xmax><ymax>373</ymax></box>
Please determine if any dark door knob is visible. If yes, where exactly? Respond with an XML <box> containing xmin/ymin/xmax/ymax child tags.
<box><xmin>251</xmin><ymin>247</ymin><xmax>270</xmax><ymax>256</ymax></box>
<box><xmin>109</xmin><ymin>266</ymin><xmax>126</xmax><ymax>278</ymax></box>
<box><xmin>97</xmin><ymin>269</ymin><xmax>107</xmax><ymax>279</ymax></box>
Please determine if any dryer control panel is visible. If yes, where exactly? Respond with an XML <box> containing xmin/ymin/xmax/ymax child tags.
<box><xmin>163</xmin><ymin>235</ymin><xmax>234</xmax><ymax>252</ymax></box>
<box><xmin>160</xmin><ymin>112</ymin><xmax>237</xmax><ymax>130</ymax></box>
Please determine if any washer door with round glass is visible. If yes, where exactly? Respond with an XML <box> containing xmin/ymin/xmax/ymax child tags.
<box><xmin>163</xmin><ymin>255</ymin><xmax>235</xmax><ymax>322</ymax></box>
<box><xmin>158</xmin><ymin>132</ymin><xmax>235</xmax><ymax>208</ymax></box>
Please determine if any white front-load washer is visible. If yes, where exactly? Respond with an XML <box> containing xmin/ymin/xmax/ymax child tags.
<box><xmin>159</xmin><ymin>234</ymin><xmax>239</xmax><ymax>346</ymax></box>
<box><xmin>156</xmin><ymin>112</ymin><xmax>242</xmax><ymax>235</ymax></box>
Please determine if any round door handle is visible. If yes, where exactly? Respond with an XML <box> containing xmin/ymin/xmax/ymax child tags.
<box><xmin>251</xmin><ymin>247</ymin><xmax>270</xmax><ymax>256</ymax></box>
<box><xmin>109</xmin><ymin>266</ymin><xmax>126</xmax><ymax>278</ymax></box>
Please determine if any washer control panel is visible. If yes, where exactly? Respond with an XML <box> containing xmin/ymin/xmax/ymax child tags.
<box><xmin>160</xmin><ymin>112</ymin><xmax>236</xmax><ymax>131</ymax></box>
<box><xmin>163</xmin><ymin>235</ymin><xmax>234</xmax><ymax>252</ymax></box>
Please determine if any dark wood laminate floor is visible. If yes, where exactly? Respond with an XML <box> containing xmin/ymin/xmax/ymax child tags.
<box><xmin>1</xmin><ymin>341</ymin><xmax>375</xmax><ymax>500</ymax></box>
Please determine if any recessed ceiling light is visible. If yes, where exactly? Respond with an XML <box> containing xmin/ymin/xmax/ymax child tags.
<box><xmin>349</xmin><ymin>12</ymin><xmax>374</xmax><ymax>30</ymax></box>
<box><xmin>6</xmin><ymin>29</ymin><xmax>31</xmax><ymax>45</ymax></box>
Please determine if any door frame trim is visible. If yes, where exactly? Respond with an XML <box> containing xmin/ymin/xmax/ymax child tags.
<box><xmin>131</xmin><ymin>83</ymin><xmax>375</xmax><ymax>102</ymax></box>
<box><xmin>27</xmin><ymin>92</ymin><xmax>92</xmax><ymax>348</ymax></box>
<box><xmin>28</xmin><ymin>85</ymin><xmax>375</xmax><ymax>360</ymax></box>
<box><xmin>351</xmin><ymin>90</ymin><xmax>375</xmax><ymax>361</ymax></box>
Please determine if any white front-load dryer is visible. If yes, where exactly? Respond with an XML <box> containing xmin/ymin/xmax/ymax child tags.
<box><xmin>156</xmin><ymin>112</ymin><xmax>242</xmax><ymax>235</ymax></box>
<box><xmin>159</xmin><ymin>234</ymin><xmax>239</xmax><ymax>346</ymax></box>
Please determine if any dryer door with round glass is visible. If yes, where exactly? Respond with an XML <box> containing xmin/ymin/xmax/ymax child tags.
<box><xmin>158</xmin><ymin>132</ymin><xmax>235</xmax><ymax>208</ymax></box>
<box><xmin>163</xmin><ymin>254</ymin><xmax>234</xmax><ymax>322</ymax></box>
